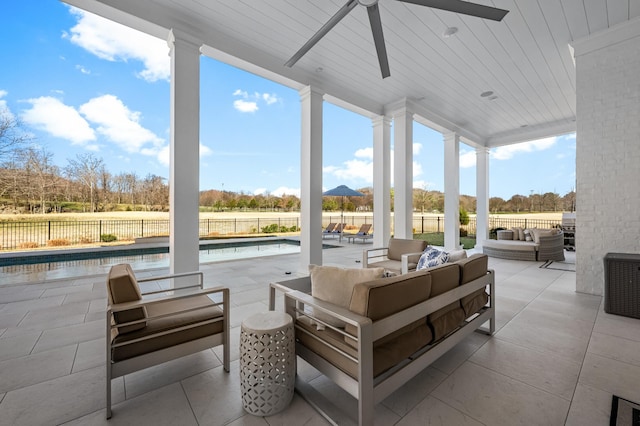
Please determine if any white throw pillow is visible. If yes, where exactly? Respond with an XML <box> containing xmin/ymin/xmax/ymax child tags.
<box><xmin>309</xmin><ymin>265</ymin><xmax>384</xmax><ymax>329</ymax></box>
<box><xmin>416</xmin><ymin>247</ymin><xmax>450</xmax><ymax>270</ymax></box>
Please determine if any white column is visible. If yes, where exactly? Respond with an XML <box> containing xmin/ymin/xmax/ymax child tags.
<box><xmin>168</xmin><ymin>29</ymin><xmax>200</xmax><ymax>275</ymax></box>
<box><xmin>300</xmin><ymin>86</ymin><xmax>323</xmax><ymax>270</ymax></box>
<box><xmin>475</xmin><ymin>147</ymin><xmax>490</xmax><ymax>249</ymax></box>
<box><xmin>372</xmin><ymin>115</ymin><xmax>391</xmax><ymax>247</ymax></box>
<box><xmin>443</xmin><ymin>132</ymin><xmax>460</xmax><ymax>251</ymax></box>
<box><xmin>393</xmin><ymin>108</ymin><xmax>413</xmax><ymax>239</ymax></box>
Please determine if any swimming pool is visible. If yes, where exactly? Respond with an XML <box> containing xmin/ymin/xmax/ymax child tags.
<box><xmin>0</xmin><ymin>239</ymin><xmax>332</xmax><ymax>285</ymax></box>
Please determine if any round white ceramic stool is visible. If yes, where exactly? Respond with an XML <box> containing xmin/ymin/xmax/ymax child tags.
<box><xmin>240</xmin><ymin>311</ymin><xmax>295</xmax><ymax>416</ymax></box>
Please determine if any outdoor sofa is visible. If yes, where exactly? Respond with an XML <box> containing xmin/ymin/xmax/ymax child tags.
<box><xmin>482</xmin><ymin>227</ymin><xmax>565</xmax><ymax>261</ymax></box>
<box><xmin>269</xmin><ymin>254</ymin><xmax>494</xmax><ymax>425</ymax></box>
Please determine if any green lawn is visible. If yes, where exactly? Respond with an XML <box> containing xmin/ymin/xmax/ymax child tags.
<box><xmin>414</xmin><ymin>232</ymin><xmax>476</xmax><ymax>250</ymax></box>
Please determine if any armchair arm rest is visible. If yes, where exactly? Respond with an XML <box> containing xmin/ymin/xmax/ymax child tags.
<box><xmin>108</xmin><ymin>286</ymin><xmax>229</xmax><ymax>338</ymax></box>
<box><xmin>137</xmin><ymin>270</ymin><xmax>204</xmax><ymax>294</ymax></box>
<box><xmin>269</xmin><ymin>276</ymin><xmax>311</xmax><ymax>310</ymax></box>
<box><xmin>284</xmin><ymin>290</ymin><xmax>371</xmax><ymax>329</ymax></box>
<box><xmin>400</xmin><ymin>251</ymin><xmax>426</xmax><ymax>274</ymax></box>
<box><xmin>363</xmin><ymin>247</ymin><xmax>389</xmax><ymax>268</ymax></box>
<box><xmin>109</xmin><ymin>286</ymin><xmax>227</xmax><ymax>313</ymax></box>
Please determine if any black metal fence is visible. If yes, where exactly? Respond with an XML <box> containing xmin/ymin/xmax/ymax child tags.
<box><xmin>0</xmin><ymin>215</ymin><xmax>563</xmax><ymax>250</ymax></box>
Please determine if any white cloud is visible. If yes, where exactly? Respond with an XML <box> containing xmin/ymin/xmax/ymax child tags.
<box><xmin>460</xmin><ymin>150</ymin><xmax>476</xmax><ymax>168</ymax></box>
<box><xmin>200</xmin><ymin>144</ymin><xmax>212</xmax><ymax>157</ymax></box>
<box><xmin>492</xmin><ymin>137</ymin><xmax>557</xmax><ymax>160</ymax></box>
<box><xmin>413</xmin><ymin>161</ymin><xmax>423</xmax><ymax>178</ymax></box>
<box><xmin>262</xmin><ymin>93</ymin><xmax>279</xmax><ymax>105</ymax></box>
<box><xmin>354</xmin><ymin>147</ymin><xmax>373</xmax><ymax>159</ymax></box>
<box><xmin>65</xmin><ymin>7</ymin><xmax>169</xmax><ymax>82</ymax></box>
<box><xmin>21</xmin><ymin>96</ymin><xmax>96</xmax><ymax>144</ymax></box>
<box><xmin>233</xmin><ymin>99</ymin><xmax>258</xmax><ymax>113</ymax></box>
<box><xmin>271</xmin><ymin>186</ymin><xmax>300</xmax><ymax>197</ymax></box>
<box><xmin>253</xmin><ymin>188</ymin><xmax>267</xmax><ymax>196</ymax></box>
<box><xmin>332</xmin><ymin>158</ymin><xmax>373</xmax><ymax>181</ymax></box>
<box><xmin>156</xmin><ymin>145</ymin><xmax>170</xmax><ymax>166</ymax></box>
<box><xmin>75</xmin><ymin>65</ymin><xmax>91</xmax><ymax>75</ymax></box>
<box><xmin>413</xmin><ymin>143</ymin><xmax>423</xmax><ymax>155</ymax></box>
<box><xmin>0</xmin><ymin>90</ymin><xmax>14</xmax><ymax>119</ymax></box>
<box><xmin>79</xmin><ymin>94</ymin><xmax>164</xmax><ymax>152</ymax></box>
<box><xmin>232</xmin><ymin>89</ymin><xmax>281</xmax><ymax>112</ymax></box>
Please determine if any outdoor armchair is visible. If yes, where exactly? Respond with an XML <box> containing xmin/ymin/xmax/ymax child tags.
<box><xmin>106</xmin><ymin>264</ymin><xmax>229</xmax><ymax>419</ymax></box>
<box><xmin>363</xmin><ymin>237</ymin><xmax>428</xmax><ymax>274</ymax></box>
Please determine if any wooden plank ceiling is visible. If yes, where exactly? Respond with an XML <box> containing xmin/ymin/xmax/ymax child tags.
<box><xmin>67</xmin><ymin>0</ymin><xmax>640</xmax><ymax>147</ymax></box>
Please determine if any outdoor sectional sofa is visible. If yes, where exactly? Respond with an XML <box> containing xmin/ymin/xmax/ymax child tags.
<box><xmin>269</xmin><ymin>253</ymin><xmax>494</xmax><ymax>426</ymax></box>
<box><xmin>482</xmin><ymin>227</ymin><xmax>565</xmax><ymax>261</ymax></box>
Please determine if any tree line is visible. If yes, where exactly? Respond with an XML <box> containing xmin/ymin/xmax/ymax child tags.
<box><xmin>1</xmin><ymin>108</ymin><xmax>576</xmax><ymax>214</ymax></box>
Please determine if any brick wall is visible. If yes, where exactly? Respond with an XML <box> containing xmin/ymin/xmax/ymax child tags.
<box><xmin>574</xmin><ymin>19</ymin><xmax>640</xmax><ymax>295</ymax></box>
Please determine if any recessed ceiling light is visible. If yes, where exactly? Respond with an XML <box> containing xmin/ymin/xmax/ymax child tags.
<box><xmin>443</xmin><ymin>27</ymin><xmax>458</xmax><ymax>38</ymax></box>
<box><xmin>480</xmin><ymin>91</ymin><xmax>494</xmax><ymax>97</ymax></box>
<box><xmin>488</xmin><ymin>95</ymin><xmax>498</xmax><ymax>100</ymax></box>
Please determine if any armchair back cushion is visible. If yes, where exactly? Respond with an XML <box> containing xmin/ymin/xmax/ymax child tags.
<box><xmin>107</xmin><ymin>264</ymin><xmax>147</xmax><ymax>334</ymax></box>
<box><xmin>386</xmin><ymin>238</ymin><xmax>428</xmax><ymax>261</ymax></box>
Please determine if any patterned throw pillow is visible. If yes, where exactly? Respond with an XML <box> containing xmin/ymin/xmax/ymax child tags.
<box><xmin>417</xmin><ymin>247</ymin><xmax>450</xmax><ymax>270</ymax></box>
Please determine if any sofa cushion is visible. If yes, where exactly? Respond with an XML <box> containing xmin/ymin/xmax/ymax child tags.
<box><xmin>524</xmin><ymin>228</ymin><xmax>533</xmax><ymax>241</ymax></box>
<box><xmin>447</xmin><ymin>249</ymin><xmax>468</xmax><ymax>263</ymax></box>
<box><xmin>345</xmin><ymin>270</ymin><xmax>433</xmax><ymax>351</ymax></box>
<box><xmin>457</xmin><ymin>254</ymin><xmax>490</xmax><ymax>317</ymax></box>
<box><xmin>349</xmin><ymin>269</ymin><xmax>432</xmax><ymax>320</ymax></box>
<box><xmin>309</xmin><ymin>265</ymin><xmax>384</xmax><ymax>329</ymax></box>
<box><xmin>417</xmin><ymin>247</ymin><xmax>449</xmax><ymax>270</ymax></box>
<box><xmin>425</xmin><ymin>263</ymin><xmax>465</xmax><ymax>340</ymax></box>
<box><xmin>107</xmin><ymin>264</ymin><xmax>147</xmax><ymax>334</ymax></box>
<box><xmin>386</xmin><ymin>238</ymin><xmax>428</xmax><ymax>261</ymax></box>
<box><xmin>298</xmin><ymin>315</ymin><xmax>432</xmax><ymax>379</ymax></box>
<box><xmin>531</xmin><ymin>228</ymin><xmax>555</xmax><ymax>243</ymax></box>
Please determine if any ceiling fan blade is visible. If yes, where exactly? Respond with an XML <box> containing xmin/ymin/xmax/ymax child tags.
<box><xmin>367</xmin><ymin>4</ymin><xmax>391</xmax><ymax>78</ymax></box>
<box><xmin>285</xmin><ymin>0</ymin><xmax>358</xmax><ymax>68</ymax></box>
<box><xmin>397</xmin><ymin>0</ymin><xmax>508</xmax><ymax>21</ymax></box>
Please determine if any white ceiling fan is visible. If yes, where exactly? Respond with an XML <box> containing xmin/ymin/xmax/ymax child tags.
<box><xmin>285</xmin><ymin>0</ymin><xmax>509</xmax><ymax>78</ymax></box>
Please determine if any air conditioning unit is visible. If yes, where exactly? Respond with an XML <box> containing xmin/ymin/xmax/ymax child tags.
<box><xmin>604</xmin><ymin>253</ymin><xmax>640</xmax><ymax>319</ymax></box>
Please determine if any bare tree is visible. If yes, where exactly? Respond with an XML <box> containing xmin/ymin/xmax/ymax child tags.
<box><xmin>0</xmin><ymin>108</ymin><xmax>31</xmax><ymax>160</ymax></box>
<box><xmin>65</xmin><ymin>153</ymin><xmax>104</xmax><ymax>212</ymax></box>
<box><xmin>20</xmin><ymin>146</ymin><xmax>60</xmax><ymax>213</ymax></box>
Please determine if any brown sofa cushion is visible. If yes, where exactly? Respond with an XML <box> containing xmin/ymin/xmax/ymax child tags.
<box><xmin>107</xmin><ymin>264</ymin><xmax>147</xmax><ymax>334</ymax></box>
<box><xmin>349</xmin><ymin>269</ymin><xmax>432</xmax><ymax>320</ymax></box>
<box><xmin>458</xmin><ymin>254</ymin><xmax>490</xmax><ymax>317</ymax></box>
<box><xmin>346</xmin><ymin>270</ymin><xmax>433</xmax><ymax>349</ymax></box>
<box><xmin>386</xmin><ymin>238</ymin><xmax>428</xmax><ymax>261</ymax></box>
<box><xmin>111</xmin><ymin>295</ymin><xmax>224</xmax><ymax>362</ymax></box>
<box><xmin>297</xmin><ymin>316</ymin><xmax>432</xmax><ymax>379</ymax></box>
<box><xmin>425</xmin><ymin>263</ymin><xmax>465</xmax><ymax>340</ymax></box>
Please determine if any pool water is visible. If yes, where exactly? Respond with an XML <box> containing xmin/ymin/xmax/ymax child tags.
<box><xmin>0</xmin><ymin>239</ymin><xmax>307</xmax><ymax>285</ymax></box>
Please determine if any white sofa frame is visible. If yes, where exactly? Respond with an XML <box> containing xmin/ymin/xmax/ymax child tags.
<box><xmin>270</xmin><ymin>270</ymin><xmax>495</xmax><ymax>426</ymax></box>
<box><xmin>106</xmin><ymin>270</ymin><xmax>229</xmax><ymax>419</ymax></box>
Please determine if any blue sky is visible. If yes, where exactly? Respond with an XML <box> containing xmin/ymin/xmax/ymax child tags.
<box><xmin>1</xmin><ymin>1</ymin><xmax>576</xmax><ymax>200</ymax></box>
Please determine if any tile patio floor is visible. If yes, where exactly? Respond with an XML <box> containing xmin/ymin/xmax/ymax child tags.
<box><xmin>1</xmin><ymin>242</ymin><xmax>639</xmax><ymax>425</ymax></box>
